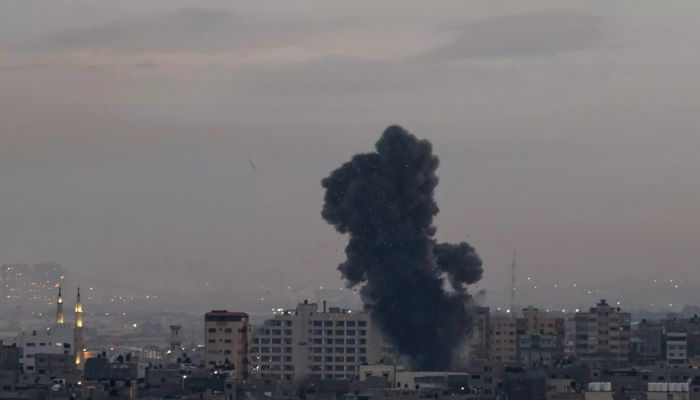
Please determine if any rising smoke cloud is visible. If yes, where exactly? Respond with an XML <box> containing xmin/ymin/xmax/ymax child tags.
<box><xmin>321</xmin><ymin>125</ymin><xmax>483</xmax><ymax>370</ymax></box>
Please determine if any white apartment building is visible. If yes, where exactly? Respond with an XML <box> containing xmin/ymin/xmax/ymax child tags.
<box><xmin>251</xmin><ymin>301</ymin><xmax>388</xmax><ymax>382</ymax></box>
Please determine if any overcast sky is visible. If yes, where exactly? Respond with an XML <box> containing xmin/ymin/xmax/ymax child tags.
<box><xmin>1</xmin><ymin>1</ymin><xmax>699</xmax><ymax>309</ymax></box>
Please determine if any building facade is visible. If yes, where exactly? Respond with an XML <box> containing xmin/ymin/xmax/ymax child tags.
<box><xmin>470</xmin><ymin>307</ymin><xmax>491</xmax><ymax>360</ymax></box>
<box><xmin>204</xmin><ymin>310</ymin><xmax>250</xmax><ymax>379</ymax></box>
<box><xmin>12</xmin><ymin>287</ymin><xmax>83</xmax><ymax>373</ymax></box>
<box><xmin>665</xmin><ymin>331</ymin><xmax>688</xmax><ymax>363</ymax></box>
<box><xmin>631</xmin><ymin>320</ymin><xmax>663</xmax><ymax>363</ymax></box>
<box><xmin>517</xmin><ymin>307</ymin><xmax>566</xmax><ymax>367</ymax></box>
<box><xmin>251</xmin><ymin>301</ymin><xmax>387</xmax><ymax>382</ymax></box>
<box><xmin>574</xmin><ymin>299</ymin><xmax>631</xmax><ymax>365</ymax></box>
<box><xmin>490</xmin><ymin>316</ymin><xmax>517</xmax><ymax>364</ymax></box>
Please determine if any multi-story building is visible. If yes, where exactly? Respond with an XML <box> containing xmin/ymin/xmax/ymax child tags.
<box><xmin>631</xmin><ymin>320</ymin><xmax>663</xmax><ymax>363</ymax></box>
<box><xmin>470</xmin><ymin>307</ymin><xmax>490</xmax><ymax>360</ymax></box>
<box><xmin>517</xmin><ymin>307</ymin><xmax>566</xmax><ymax>367</ymax></box>
<box><xmin>82</xmin><ymin>356</ymin><xmax>138</xmax><ymax>400</ymax></box>
<box><xmin>521</xmin><ymin>307</ymin><xmax>565</xmax><ymax>338</ymax></box>
<box><xmin>250</xmin><ymin>301</ymin><xmax>387</xmax><ymax>382</ymax></box>
<box><xmin>490</xmin><ymin>316</ymin><xmax>517</xmax><ymax>364</ymax></box>
<box><xmin>518</xmin><ymin>334</ymin><xmax>558</xmax><ymax>367</ymax></box>
<box><xmin>665</xmin><ymin>331</ymin><xmax>688</xmax><ymax>363</ymax></box>
<box><xmin>0</xmin><ymin>340</ymin><xmax>20</xmax><ymax>389</ymax></box>
<box><xmin>204</xmin><ymin>310</ymin><xmax>250</xmax><ymax>379</ymax></box>
<box><xmin>574</xmin><ymin>299</ymin><xmax>631</xmax><ymax>366</ymax></box>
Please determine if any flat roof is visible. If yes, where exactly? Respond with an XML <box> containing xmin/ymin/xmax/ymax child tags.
<box><xmin>205</xmin><ymin>310</ymin><xmax>249</xmax><ymax>318</ymax></box>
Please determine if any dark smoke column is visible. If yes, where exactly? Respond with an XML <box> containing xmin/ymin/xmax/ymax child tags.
<box><xmin>321</xmin><ymin>125</ymin><xmax>483</xmax><ymax>370</ymax></box>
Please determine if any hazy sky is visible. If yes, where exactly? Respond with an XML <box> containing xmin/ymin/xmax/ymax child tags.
<box><xmin>1</xmin><ymin>1</ymin><xmax>699</xmax><ymax>309</ymax></box>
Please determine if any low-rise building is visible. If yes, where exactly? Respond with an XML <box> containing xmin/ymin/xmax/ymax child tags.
<box><xmin>82</xmin><ymin>356</ymin><xmax>138</xmax><ymax>400</ymax></box>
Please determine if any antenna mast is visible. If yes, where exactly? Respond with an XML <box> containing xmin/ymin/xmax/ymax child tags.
<box><xmin>510</xmin><ymin>252</ymin><xmax>516</xmax><ymax>318</ymax></box>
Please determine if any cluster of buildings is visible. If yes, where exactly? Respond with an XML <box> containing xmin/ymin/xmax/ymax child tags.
<box><xmin>4</xmin><ymin>293</ymin><xmax>700</xmax><ymax>399</ymax></box>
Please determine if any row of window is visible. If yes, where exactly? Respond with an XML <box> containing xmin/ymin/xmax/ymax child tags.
<box><xmin>311</xmin><ymin>320</ymin><xmax>366</xmax><ymax>327</ymax></box>
<box><xmin>207</xmin><ymin>327</ymin><xmax>244</xmax><ymax>333</ymax></box>
<box><xmin>310</xmin><ymin>364</ymin><xmax>358</xmax><ymax>371</ymax></box>
<box><xmin>254</xmin><ymin>338</ymin><xmax>293</xmax><ymax>345</ymax></box>
<box><xmin>24</xmin><ymin>342</ymin><xmax>70</xmax><ymax>348</ymax></box>
<box><xmin>310</xmin><ymin>356</ymin><xmax>361</xmax><ymax>363</ymax></box>
<box><xmin>256</xmin><ymin>355</ymin><xmax>293</xmax><ymax>363</ymax></box>
<box><xmin>310</xmin><ymin>329</ymin><xmax>367</xmax><ymax>336</ymax></box>
<box><xmin>312</xmin><ymin>338</ymin><xmax>365</xmax><ymax>345</ymax></box>
<box><xmin>256</xmin><ymin>329</ymin><xmax>294</xmax><ymax>336</ymax></box>
<box><xmin>252</xmin><ymin>347</ymin><xmax>293</xmax><ymax>354</ymax></box>
<box><xmin>267</xmin><ymin>320</ymin><xmax>293</xmax><ymax>327</ymax></box>
<box><xmin>311</xmin><ymin>347</ymin><xmax>366</xmax><ymax>354</ymax></box>
<box><xmin>258</xmin><ymin>364</ymin><xmax>294</xmax><ymax>371</ymax></box>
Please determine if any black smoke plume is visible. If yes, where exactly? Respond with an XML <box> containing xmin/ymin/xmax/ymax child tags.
<box><xmin>321</xmin><ymin>125</ymin><xmax>483</xmax><ymax>370</ymax></box>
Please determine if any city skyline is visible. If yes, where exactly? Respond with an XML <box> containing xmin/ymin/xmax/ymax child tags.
<box><xmin>2</xmin><ymin>1</ymin><xmax>700</xmax><ymax>310</ymax></box>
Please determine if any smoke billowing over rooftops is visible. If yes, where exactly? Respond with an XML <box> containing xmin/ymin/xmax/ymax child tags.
<box><xmin>321</xmin><ymin>125</ymin><xmax>483</xmax><ymax>370</ymax></box>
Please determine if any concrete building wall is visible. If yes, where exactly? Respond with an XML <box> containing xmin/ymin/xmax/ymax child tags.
<box><xmin>490</xmin><ymin>316</ymin><xmax>517</xmax><ymax>364</ymax></box>
<box><xmin>574</xmin><ymin>300</ymin><xmax>631</xmax><ymax>365</ymax></box>
<box><xmin>667</xmin><ymin>331</ymin><xmax>688</xmax><ymax>363</ymax></box>
<box><xmin>204</xmin><ymin>310</ymin><xmax>249</xmax><ymax>380</ymax></box>
<box><xmin>251</xmin><ymin>301</ymin><xmax>387</xmax><ymax>382</ymax></box>
<box><xmin>12</xmin><ymin>325</ymin><xmax>74</xmax><ymax>374</ymax></box>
